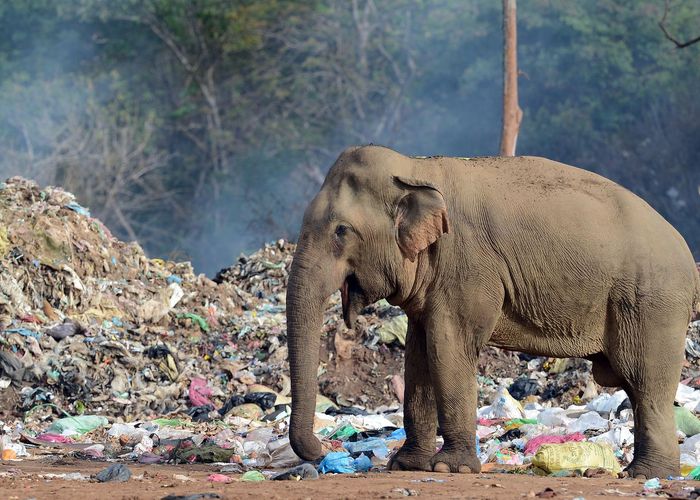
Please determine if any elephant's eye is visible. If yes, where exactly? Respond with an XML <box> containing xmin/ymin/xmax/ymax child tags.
<box><xmin>334</xmin><ymin>224</ymin><xmax>348</xmax><ymax>238</ymax></box>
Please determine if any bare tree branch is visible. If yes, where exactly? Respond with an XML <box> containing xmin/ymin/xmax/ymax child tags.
<box><xmin>659</xmin><ymin>0</ymin><xmax>700</xmax><ymax>48</ymax></box>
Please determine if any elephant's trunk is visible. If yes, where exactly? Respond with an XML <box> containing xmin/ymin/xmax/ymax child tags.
<box><xmin>286</xmin><ymin>251</ymin><xmax>326</xmax><ymax>460</ymax></box>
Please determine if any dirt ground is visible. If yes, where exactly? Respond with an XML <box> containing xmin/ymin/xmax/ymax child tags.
<box><xmin>0</xmin><ymin>459</ymin><xmax>694</xmax><ymax>500</ymax></box>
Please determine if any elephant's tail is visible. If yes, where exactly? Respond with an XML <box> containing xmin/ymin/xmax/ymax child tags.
<box><xmin>694</xmin><ymin>262</ymin><xmax>700</xmax><ymax>320</ymax></box>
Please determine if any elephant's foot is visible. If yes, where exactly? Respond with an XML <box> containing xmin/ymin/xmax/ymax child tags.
<box><xmin>620</xmin><ymin>456</ymin><xmax>679</xmax><ymax>480</ymax></box>
<box><xmin>429</xmin><ymin>448</ymin><xmax>481</xmax><ymax>474</ymax></box>
<box><xmin>387</xmin><ymin>445</ymin><xmax>433</xmax><ymax>471</ymax></box>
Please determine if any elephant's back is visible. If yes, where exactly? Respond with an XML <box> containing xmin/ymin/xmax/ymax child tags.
<box><xmin>463</xmin><ymin>155</ymin><xmax>696</xmax><ymax>297</ymax></box>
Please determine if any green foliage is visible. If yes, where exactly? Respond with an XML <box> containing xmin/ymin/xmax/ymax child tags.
<box><xmin>0</xmin><ymin>0</ymin><xmax>698</xmax><ymax>273</ymax></box>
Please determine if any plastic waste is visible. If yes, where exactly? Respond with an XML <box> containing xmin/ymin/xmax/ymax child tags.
<box><xmin>509</xmin><ymin>377</ymin><xmax>540</xmax><ymax>400</ymax></box>
<box><xmin>241</xmin><ymin>470</ymin><xmax>266</xmax><ymax>482</ymax></box>
<box><xmin>107</xmin><ymin>423</ymin><xmax>149</xmax><ymax>441</ymax></box>
<box><xmin>353</xmin><ymin>453</ymin><xmax>373</xmax><ymax>472</ymax></box>
<box><xmin>272</xmin><ymin>463</ymin><xmax>319</xmax><ymax>480</ymax></box>
<box><xmin>531</xmin><ymin>442</ymin><xmax>621</xmax><ymax>475</ymax></box>
<box><xmin>229</xmin><ymin>403</ymin><xmax>263</xmax><ymax>420</ymax></box>
<box><xmin>207</xmin><ymin>473</ymin><xmax>234</xmax><ymax>483</ymax></box>
<box><xmin>675</xmin><ymin>406</ymin><xmax>700</xmax><ymax>436</ymax></box>
<box><xmin>376</xmin><ymin>315</ymin><xmax>407</xmax><ymax>346</ymax></box>
<box><xmin>318</xmin><ymin>451</ymin><xmax>356</xmax><ymax>474</ymax></box>
<box><xmin>524</xmin><ymin>433</ymin><xmax>585</xmax><ymax>455</ymax></box>
<box><xmin>537</xmin><ymin>408</ymin><xmax>571</xmax><ymax>427</ymax></box>
<box><xmin>566</xmin><ymin>411</ymin><xmax>609</xmax><ymax>433</ymax></box>
<box><xmin>493</xmin><ymin>449</ymin><xmax>524</xmax><ymax>465</ymax></box>
<box><xmin>344</xmin><ymin>437</ymin><xmax>390</xmax><ymax>459</ymax></box>
<box><xmin>45</xmin><ymin>319</ymin><xmax>83</xmax><ymax>340</ymax></box>
<box><xmin>219</xmin><ymin>392</ymin><xmax>277</xmax><ymax>415</ymax></box>
<box><xmin>643</xmin><ymin>478</ymin><xmax>661</xmax><ymax>491</ymax></box>
<box><xmin>589</xmin><ymin>426</ymin><xmax>634</xmax><ymax>451</ymax></box>
<box><xmin>687</xmin><ymin>465</ymin><xmax>700</xmax><ymax>480</ymax></box>
<box><xmin>478</xmin><ymin>387</ymin><xmax>524</xmax><ymax>419</ymax></box>
<box><xmin>677</xmin><ymin>384</ymin><xmax>700</xmax><ymax>411</ymax></box>
<box><xmin>47</xmin><ymin>415</ymin><xmax>108</xmax><ymax>436</ymax></box>
<box><xmin>34</xmin><ymin>433</ymin><xmax>74</xmax><ymax>444</ymax></box>
<box><xmin>177</xmin><ymin>313</ymin><xmax>210</xmax><ymax>332</ymax></box>
<box><xmin>267</xmin><ymin>437</ymin><xmax>302</xmax><ymax>468</ymax></box>
<box><xmin>188</xmin><ymin>405</ymin><xmax>214</xmax><ymax>422</ymax></box>
<box><xmin>680</xmin><ymin>433</ymin><xmax>700</xmax><ymax>465</ymax></box>
<box><xmin>95</xmin><ymin>463</ymin><xmax>132</xmax><ymax>482</ymax></box>
<box><xmin>188</xmin><ymin>378</ymin><xmax>213</xmax><ymax>407</ymax></box>
<box><xmin>586</xmin><ymin>390</ymin><xmax>628</xmax><ymax>414</ymax></box>
<box><xmin>330</xmin><ymin>424</ymin><xmax>358</xmax><ymax>440</ymax></box>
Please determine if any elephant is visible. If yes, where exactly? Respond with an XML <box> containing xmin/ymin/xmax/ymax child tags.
<box><xmin>286</xmin><ymin>145</ymin><xmax>700</xmax><ymax>479</ymax></box>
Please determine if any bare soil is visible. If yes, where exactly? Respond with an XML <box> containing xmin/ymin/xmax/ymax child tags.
<box><xmin>1</xmin><ymin>459</ymin><xmax>694</xmax><ymax>500</ymax></box>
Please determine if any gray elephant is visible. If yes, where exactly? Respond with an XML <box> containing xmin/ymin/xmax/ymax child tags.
<box><xmin>286</xmin><ymin>145</ymin><xmax>699</xmax><ymax>479</ymax></box>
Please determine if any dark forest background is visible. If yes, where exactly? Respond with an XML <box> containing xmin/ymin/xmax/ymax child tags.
<box><xmin>1</xmin><ymin>0</ymin><xmax>698</xmax><ymax>275</ymax></box>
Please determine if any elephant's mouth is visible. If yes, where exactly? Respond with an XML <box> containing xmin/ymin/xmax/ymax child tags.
<box><xmin>340</xmin><ymin>273</ymin><xmax>363</xmax><ymax>328</ymax></box>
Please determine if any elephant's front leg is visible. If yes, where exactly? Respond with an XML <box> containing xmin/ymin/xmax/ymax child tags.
<box><xmin>426</xmin><ymin>301</ymin><xmax>500</xmax><ymax>473</ymax></box>
<box><xmin>388</xmin><ymin>319</ymin><xmax>437</xmax><ymax>471</ymax></box>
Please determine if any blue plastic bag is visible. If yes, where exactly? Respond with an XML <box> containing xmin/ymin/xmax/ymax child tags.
<box><xmin>317</xmin><ymin>451</ymin><xmax>373</xmax><ymax>474</ymax></box>
<box><xmin>388</xmin><ymin>428</ymin><xmax>406</xmax><ymax>440</ymax></box>
<box><xmin>353</xmin><ymin>453</ymin><xmax>372</xmax><ymax>472</ymax></box>
<box><xmin>318</xmin><ymin>452</ymin><xmax>355</xmax><ymax>473</ymax></box>
<box><xmin>344</xmin><ymin>437</ymin><xmax>389</xmax><ymax>458</ymax></box>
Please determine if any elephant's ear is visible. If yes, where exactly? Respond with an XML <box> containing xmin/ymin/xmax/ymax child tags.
<box><xmin>393</xmin><ymin>176</ymin><xmax>450</xmax><ymax>262</ymax></box>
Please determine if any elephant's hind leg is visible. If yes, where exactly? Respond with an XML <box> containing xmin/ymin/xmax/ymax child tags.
<box><xmin>589</xmin><ymin>353</ymin><xmax>625</xmax><ymax>387</ymax></box>
<box><xmin>606</xmin><ymin>302</ymin><xmax>685</xmax><ymax>479</ymax></box>
<box><xmin>388</xmin><ymin>319</ymin><xmax>436</xmax><ymax>471</ymax></box>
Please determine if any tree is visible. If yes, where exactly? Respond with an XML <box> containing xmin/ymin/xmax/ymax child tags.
<box><xmin>499</xmin><ymin>0</ymin><xmax>522</xmax><ymax>156</ymax></box>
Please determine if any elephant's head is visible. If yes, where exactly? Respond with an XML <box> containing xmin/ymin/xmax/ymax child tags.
<box><xmin>286</xmin><ymin>145</ymin><xmax>450</xmax><ymax>460</ymax></box>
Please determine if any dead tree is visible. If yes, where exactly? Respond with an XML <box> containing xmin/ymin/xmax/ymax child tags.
<box><xmin>499</xmin><ymin>0</ymin><xmax>523</xmax><ymax>157</ymax></box>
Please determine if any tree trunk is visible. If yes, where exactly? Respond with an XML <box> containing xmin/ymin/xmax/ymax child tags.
<box><xmin>499</xmin><ymin>0</ymin><xmax>523</xmax><ymax>157</ymax></box>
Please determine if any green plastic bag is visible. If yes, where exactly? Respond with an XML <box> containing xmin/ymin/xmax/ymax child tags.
<box><xmin>377</xmin><ymin>315</ymin><xmax>407</xmax><ymax>346</ymax></box>
<box><xmin>330</xmin><ymin>424</ymin><xmax>358</xmax><ymax>440</ymax></box>
<box><xmin>48</xmin><ymin>415</ymin><xmax>108</xmax><ymax>436</ymax></box>
<box><xmin>687</xmin><ymin>465</ymin><xmax>700</xmax><ymax>480</ymax></box>
<box><xmin>241</xmin><ymin>470</ymin><xmax>266</xmax><ymax>482</ymax></box>
<box><xmin>152</xmin><ymin>418</ymin><xmax>185</xmax><ymax>427</ymax></box>
<box><xmin>177</xmin><ymin>312</ymin><xmax>210</xmax><ymax>332</ymax></box>
<box><xmin>675</xmin><ymin>406</ymin><xmax>700</xmax><ymax>437</ymax></box>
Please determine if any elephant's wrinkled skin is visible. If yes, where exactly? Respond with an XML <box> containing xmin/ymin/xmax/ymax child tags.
<box><xmin>286</xmin><ymin>145</ymin><xmax>700</xmax><ymax>478</ymax></box>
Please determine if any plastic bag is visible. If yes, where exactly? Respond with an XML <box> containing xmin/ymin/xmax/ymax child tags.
<box><xmin>478</xmin><ymin>387</ymin><xmax>524</xmax><ymax>419</ymax></box>
<box><xmin>566</xmin><ymin>411</ymin><xmax>609</xmax><ymax>433</ymax></box>
<box><xmin>318</xmin><ymin>451</ymin><xmax>355</xmax><ymax>473</ymax></box>
<box><xmin>272</xmin><ymin>463</ymin><xmax>319</xmax><ymax>481</ymax></box>
<box><xmin>48</xmin><ymin>415</ymin><xmax>108</xmax><ymax>436</ymax></box>
<box><xmin>531</xmin><ymin>442</ymin><xmax>621</xmax><ymax>475</ymax></box>
<box><xmin>589</xmin><ymin>426</ymin><xmax>634</xmax><ymax>451</ymax></box>
<box><xmin>586</xmin><ymin>390</ymin><xmax>628</xmax><ymax>414</ymax></box>
<box><xmin>95</xmin><ymin>463</ymin><xmax>132</xmax><ymax>482</ymax></box>
<box><xmin>188</xmin><ymin>378</ymin><xmax>213</xmax><ymax>407</ymax></box>
<box><xmin>267</xmin><ymin>437</ymin><xmax>302</xmax><ymax>468</ymax></box>
<box><xmin>524</xmin><ymin>433</ymin><xmax>585</xmax><ymax>455</ymax></box>
<box><xmin>318</xmin><ymin>451</ymin><xmax>370</xmax><ymax>474</ymax></box>
<box><xmin>344</xmin><ymin>437</ymin><xmax>389</xmax><ymax>459</ymax></box>
<box><xmin>675</xmin><ymin>406</ymin><xmax>700</xmax><ymax>437</ymax></box>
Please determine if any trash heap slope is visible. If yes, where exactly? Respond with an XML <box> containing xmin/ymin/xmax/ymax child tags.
<box><xmin>0</xmin><ymin>177</ymin><xmax>405</xmax><ymax>419</ymax></box>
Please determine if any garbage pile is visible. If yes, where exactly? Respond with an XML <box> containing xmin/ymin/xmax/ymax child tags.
<box><xmin>2</xmin><ymin>176</ymin><xmax>700</xmax><ymax>484</ymax></box>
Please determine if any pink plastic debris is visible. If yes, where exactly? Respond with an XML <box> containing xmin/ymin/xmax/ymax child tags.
<box><xmin>189</xmin><ymin>377</ymin><xmax>213</xmax><ymax>406</ymax></box>
<box><xmin>207</xmin><ymin>473</ymin><xmax>234</xmax><ymax>483</ymax></box>
<box><xmin>524</xmin><ymin>433</ymin><xmax>586</xmax><ymax>455</ymax></box>
<box><xmin>35</xmin><ymin>433</ymin><xmax>74</xmax><ymax>443</ymax></box>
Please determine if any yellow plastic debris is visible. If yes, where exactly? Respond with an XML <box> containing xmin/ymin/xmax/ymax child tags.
<box><xmin>531</xmin><ymin>442</ymin><xmax>621</xmax><ymax>475</ymax></box>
